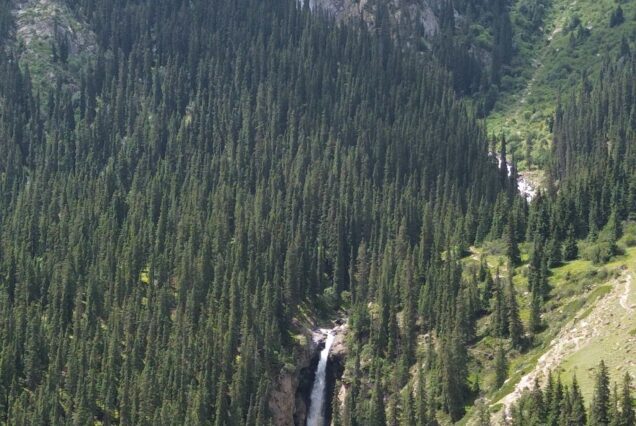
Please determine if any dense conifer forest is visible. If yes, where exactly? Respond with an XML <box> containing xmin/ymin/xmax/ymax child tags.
<box><xmin>0</xmin><ymin>0</ymin><xmax>634</xmax><ymax>425</ymax></box>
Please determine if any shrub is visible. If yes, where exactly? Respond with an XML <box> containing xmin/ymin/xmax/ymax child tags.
<box><xmin>623</xmin><ymin>235</ymin><xmax>636</xmax><ymax>247</ymax></box>
<box><xmin>610</xmin><ymin>6</ymin><xmax>625</xmax><ymax>28</ymax></box>
<box><xmin>567</xmin><ymin>14</ymin><xmax>581</xmax><ymax>32</ymax></box>
<box><xmin>582</xmin><ymin>241</ymin><xmax>616</xmax><ymax>265</ymax></box>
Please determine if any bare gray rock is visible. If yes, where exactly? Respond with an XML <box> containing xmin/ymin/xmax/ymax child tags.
<box><xmin>14</xmin><ymin>0</ymin><xmax>95</xmax><ymax>54</ymax></box>
<box><xmin>329</xmin><ymin>323</ymin><xmax>348</xmax><ymax>360</ymax></box>
<box><xmin>268</xmin><ymin>328</ymin><xmax>316</xmax><ymax>426</ymax></box>
<box><xmin>308</xmin><ymin>0</ymin><xmax>440</xmax><ymax>38</ymax></box>
<box><xmin>10</xmin><ymin>0</ymin><xmax>96</xmax><ymax>90</ymax></box>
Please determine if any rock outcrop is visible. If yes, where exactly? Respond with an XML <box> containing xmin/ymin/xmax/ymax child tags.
<box><xmin>11</xmin><ymin>0</ymin><xmax>96</xmax><ymax>90</ymax></box>
<box><xmin>328</xmin><ymin>322</ymin><xmax>348</xmax><ymax>360</ymax></box>
<box><xmin>269</xmin><ymin>329</ymin><xmax>317</xmax><ymax>426</ymax></box>
<box><xmin>307</xmin><ymin>0</ymin><xmax>440</xmax><ymax>39</ymax></box>
<box><xmin>269</xmin><ymin>319</ymin><xmax>349</xmax><ymax>426</ymax></box>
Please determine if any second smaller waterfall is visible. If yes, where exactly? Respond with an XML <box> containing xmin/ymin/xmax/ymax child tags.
<box><xmin>306</xmin><ymin>331</ymin><xmax>335</xmax><ymax>426</ymax></box>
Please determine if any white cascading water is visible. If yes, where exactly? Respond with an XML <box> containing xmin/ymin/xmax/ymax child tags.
<box><xmin>306</xmin><ymin>331</ymin><xmax>335</xmax><ymax>426</ymax></box>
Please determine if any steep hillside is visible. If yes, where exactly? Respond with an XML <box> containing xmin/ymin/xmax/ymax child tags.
<box><xmin>479</xmin><ymin>41</ymin><xmax>636</xmax><ymax>424</ymax></box>
<box><xmin>0</xmin><ymin>0</ymin><xmax>634</xmax><ymax>425</ymax></box>
<box><xmin>10</xmin><ymin>0</ymin><xmax>95</xmax><ymax>92</ymax></box>
<box><xmin>0</xmin><ymin>0</ymin><xmax>514</xmax><ymax>423</ymax></box>
<box><xmin>495</xmin><ymin>247</ymin><xmax>636</xmax><ymax>420</ymax></box>
<box><xmin>488</xmin><ymin>0</ymin><xmax>636</xmax><ymax>170</ymax></box>
<box><xmin>454</xmin><ymin>228</ymin><xmax>636</xmax><ymax>425</ymax></box>
<box><xmin>306</xmin><ymin>0</ymin><xmax>519</xmax><ymax>101</ymax></box>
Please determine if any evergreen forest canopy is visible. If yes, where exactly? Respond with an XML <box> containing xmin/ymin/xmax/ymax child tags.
<box><xmin>0</xmin><ymin>0</ymin><xmax>634</xmax><ymax>424</ymax></box>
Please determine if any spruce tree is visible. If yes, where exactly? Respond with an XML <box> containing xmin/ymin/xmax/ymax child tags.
<box><xmin>530</xmin><ymin>378</ymin><xmax>547</xmax><ymax>424</ymax></box>
<box><xmin>559</xmin><ymin>385</ymin><xmax>573</xmax><ymax>426</ymax></box>
<box><xmin>494</xmin><ymin>345</ymin><xmax>507</xmax><ymax>389</ymax></box>
<box><xmin>563</xmin><ymin>225</ymin><xmax>578</xmax><ymax>261</ymax></box>
<box><xmin>368</xmin><ymin>365</ymin><xmax>386</xmax><ymax>426</ymax></box>
<box><xmin>590</xmin><ymin>361</ymin><xmax>611</xmax><ymax>426</ymax></box>
<box><xmin>506</xmin><ymin>216</ymin><xmax>521</xmax><ymax>266</ymax></box>
<box><xmin>475</xmin><ymin>399</ymin><xmax>491</xmax><ymax>426</ymax></box>
<box><xmin>332</xmin><ymin>384</ymin><xmax>342</xmax><ymax>426</ymax></box>
<box><xmin>570</xmin><ymin>375</ymin><xmax>587</xmax><ymax>425</ymax></box>
<box><xmin>482</xmin><ymin>271</ymin><xmax>495</xmax><ymax>312</ymax></box>
<box><xmin>610</xmin><ymin>384</ymin><xmax>621</xmax><ymax>426</ymax></box>
<box><xmin>439</xmin><ymin>331</ymin><xmax>467</xmax><ymax>421</ymax></box>
<box><xmin>620</xmin><ymin>373</ymin><xmax>635</xmax><ymax>426</ymax></box>
<box><xmin>400</xmin><ymin>383</ymin><xmax>415</xmax><ymax>426</ymax></box>
<box><xmin>416</xmin><ymin>364</ymin><xmax>429</xmax><ymax>426</ymax></box>
<box><xmin>492</xmin><ymin>270</ymin><xmax>508</xmax><ymax>337</ymax></box>
<box><xmin>547</xmin><ymin>375</ymin><xmax>563</xmax><ymax>426</ymax></box>
<box><xmin>506</xmin><ymin>272</ymin><xmax>524</xmax><ymax>349</ymax></box>
<box><xmin>610</xmin><ymin>5</ymin><xmax>625</xmax><ymax>27</ymax></box>
<box><xmin>529</xmin><ymin>290</ymin><xmax>543</xmax><ymax>334</ymax></box>
<box><xmin>547</xmin><ymin>238</ymin><xmax>562</xmax><ymax>267</ymax></box>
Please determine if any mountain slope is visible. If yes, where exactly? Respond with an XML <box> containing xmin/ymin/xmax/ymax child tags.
<box><xmin>497</xmin><ymin>251</ymin><xmax>636</xmax><ymax>416</ymax></box>
<box><xmin>488</xmin><ymin>0</ymin><xmax>636</xmax><ymax>170</ymax></box>
<box><xmin>0</xmin><ymin>0</ymin><xmax>512</xmax><ymax>423</ymax></box>
<box><xmin>0</xmin><ymin>0</ymin><xmax>634</xmax><ymax>425</ymax></box>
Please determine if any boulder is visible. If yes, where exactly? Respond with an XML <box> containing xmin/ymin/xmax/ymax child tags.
<box><xmin>329</xmin><ymin>323</ymin><xmax>349</xmax><ymax>360</ymax></box>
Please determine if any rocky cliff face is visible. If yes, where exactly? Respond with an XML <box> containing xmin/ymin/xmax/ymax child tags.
<box><xmin>11</xmin><ymin>0</ymin><xmax>96</xmax><ymax>91</ymax></box>
<box><xmin>269</xmin><ymin>332</ymin><xmax>316</xmax><ymax>426</ymax></box>
<box><xmin>308</xmin><ymin>0</ymin><xmax>441</xmax><ymax>39</ymax></box>
<box><xmin>269</xmin><ymin>321</ymin><xmax>348</xmax><ymax>426</ymax></box>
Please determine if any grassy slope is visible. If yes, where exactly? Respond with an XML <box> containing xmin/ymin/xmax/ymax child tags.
<box><xmin>558</xmin><ymin>246</ymin><xmax>636</xmax><ymax>401</ymax></box>
<box><xmin>459</xmin><ymin>223</ymin><xmax>636</xmax><ymax>423</ymax></box>
<box><xmin>486</xmin><ymin>0</ymin><xmax>636</xmax><ymax>171</ymax></box>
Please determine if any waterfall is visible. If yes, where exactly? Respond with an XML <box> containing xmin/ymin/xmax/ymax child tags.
<box><xmin>306</xmin><ymin>331</ymin><xmax>335</xmax><ymax>426</ymax></box>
